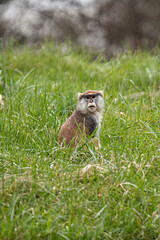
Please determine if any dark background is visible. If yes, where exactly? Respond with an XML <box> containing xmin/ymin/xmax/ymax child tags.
<box><xmin>0</xmin><ymin>0</ymin><xmax>160</xmax><ymax>56</ymax></box>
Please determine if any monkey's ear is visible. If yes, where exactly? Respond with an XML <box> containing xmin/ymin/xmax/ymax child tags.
<box><xmin>99</xmin><ymin>90</ymin><xmax>104</xmax><ymax>97</ymax></box>
<box><xmin>77</xmin><ymin>93</ymin><xmax>82</xmax><ymax>99</ymax></box>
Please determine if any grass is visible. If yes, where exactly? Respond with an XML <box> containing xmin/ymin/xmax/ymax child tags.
<box><xmin>0</xmin><ymin>41</ymin><xmax>160</xmax><ymax>240</ymax></box>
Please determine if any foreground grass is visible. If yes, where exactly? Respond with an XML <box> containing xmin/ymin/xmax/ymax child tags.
<box><xmin>0</xmin><ymin>42</ymin><xmax>160</xmax><ymax>239</ymax></box>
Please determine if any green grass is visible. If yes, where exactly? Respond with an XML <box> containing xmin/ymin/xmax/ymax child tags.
<box><xmin>0</xmin><ymin>42</ymin><xmax>160</xmax><ymax>240</ymax></box>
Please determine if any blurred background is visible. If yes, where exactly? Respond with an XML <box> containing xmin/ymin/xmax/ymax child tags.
<box><xmin>0</xmin><ymin>0</ymin><xmax>160</xmax><ymax>56</ymax></box>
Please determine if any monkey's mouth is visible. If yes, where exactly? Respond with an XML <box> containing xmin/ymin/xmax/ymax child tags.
<box><xmin>88</xmin><ymin>103</ymin><xmax>97</xmax><ymax>112</ymax></box>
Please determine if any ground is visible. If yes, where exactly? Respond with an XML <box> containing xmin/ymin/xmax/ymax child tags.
<box><xmin>0</xmin><ymin>42</ymin><xmax>160</xmax><ymax>239</ymax></box>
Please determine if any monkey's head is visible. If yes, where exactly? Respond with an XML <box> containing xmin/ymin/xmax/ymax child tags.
<box><xmin>76</xmin><ymin>90</ymin><xmax>104</xmax><ymax>114</ymax></box>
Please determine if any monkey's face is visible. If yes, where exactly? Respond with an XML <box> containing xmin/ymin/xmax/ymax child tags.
<box><xmin>77</xmin><ymin>91</ymin><xmax>104</xmax><ymax>114</ymax></box>
<box><xmin>86</xmin><ymin>94</ymin><xmax>98</xmax><ymax>112</ymax></box>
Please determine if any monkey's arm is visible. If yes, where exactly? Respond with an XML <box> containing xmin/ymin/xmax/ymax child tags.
<box><xmin>59</xmin><ymin>124</ymin><xmax>75</xmax><ymax>146</ymax></box>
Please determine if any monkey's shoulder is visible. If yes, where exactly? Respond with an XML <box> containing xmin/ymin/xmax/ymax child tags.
<box><xmin>61</xmin><ymin>111</ymin><xmax>82</xmax><ymax>129</ymax></box>
<box><xmin>62</xmin><ymin>110</ymin><xmax>99</xmax><ymax>136</ymax></box>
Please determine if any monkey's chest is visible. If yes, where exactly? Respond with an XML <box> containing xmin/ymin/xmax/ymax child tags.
<box><xmin>84</xmin><ymin>115</ymin><xmax>99</xmax><ymax>136</ymax></box>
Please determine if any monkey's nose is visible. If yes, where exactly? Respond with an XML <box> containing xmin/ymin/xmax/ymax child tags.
<box><xmin>90</xmin><ymin>99</ymin><xmax>93</xmax><ymax>102</ymax></box>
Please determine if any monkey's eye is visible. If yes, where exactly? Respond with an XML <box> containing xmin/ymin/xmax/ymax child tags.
<box><xmin>92</xmin><ymin>95</ymin><xmax>96</xmax><ymax>98</ymax></box>
<box><xmin>86</xmin><ymin>96</ymin><xmax>90</xmax><ymax>99</ymax></box>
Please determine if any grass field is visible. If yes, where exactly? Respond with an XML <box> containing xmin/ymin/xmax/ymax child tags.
<box><xmin>0</xmin><ymin>42</ymin><xmax>160</xmax><ymax>239</ymax></box>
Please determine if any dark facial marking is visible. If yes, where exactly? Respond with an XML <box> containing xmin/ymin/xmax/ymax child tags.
<box><xmin>81</xmin><ymin>93</ymin><xmax>100</xmax><ymax>100</ymax></box>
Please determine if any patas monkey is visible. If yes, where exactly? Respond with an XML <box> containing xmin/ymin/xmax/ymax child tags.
<box><xmin>58</xmin><ymin>90</ymin><xmax>104</xmax><ymax>148</ymax></box>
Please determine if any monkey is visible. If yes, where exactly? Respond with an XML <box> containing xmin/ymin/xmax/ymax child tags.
<box><xmin>58</xmin><ymin>90</ymin><xmax>104</xmax><ymax>148</ymax></box>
